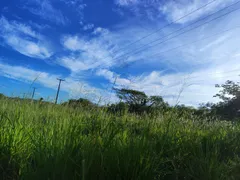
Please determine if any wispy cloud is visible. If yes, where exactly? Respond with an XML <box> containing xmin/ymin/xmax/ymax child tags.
<box><xmin>92</xmin><ymin>27</ymin><xmax>109</xmax><ymax>35</ymax></box>
<box><xmin>61</xmin><ymin>35</ymin><xmax>83</xmax><ymax>51</ymax></box>
<box><xmin>0</xmin><ymin>16</ymin><xmax>39</xmax><ymax>38</ymax></box>
<box><xmin>59</xmin><ymin>56</ymin><xmax>98</xmax><ymax>71</ymax></box>
<box><xmin>115</xmin><ymin>0</ymin><xmax>161</xmax><ymax>20</ymax></box>
<box><xmin>83</xmin><ymin>23</ymin><xmax>94</xmax><ymax>31</ymax></box>
<box><xmin>25</xmin><ymin>0</ymin><xmax>68</xmax><ymax>25</ymax></box>
<box><xmin>97</xmin><ymin>57</ymin><xmax>240</xmax><ymax>106</ymax></box>
<box><xmin>2</xmin><ymin>0</ymin><xmax>238</xmax><ymax>106</ymax></box>
<box><xmin>61</xmin><ymin>0</ymin><xmax>87</xmax><ymax>19</ymax></box>
<box><xmin>58</xmin><ymin>5</ymin><xmax>240</xmax><ymax>106</ymax></box>
<box><xmin>115</xmin><ymin>0</ymin><xmax>139</xmax><ymax>6</ymax></box>
<box><xmin>88</xmin><ymin>6</ymin><xmax>240</xmax><ymax>106</ymax></box>
<box><xmin>59</xmin><ymin>34</ymin><xmax>114</xmax><ymax>71</ymax></box>
<box><xmin>0</xmin><ymin>16</ymin><xmax>52</xmax><ymax>59</ymax></box>
<box><xmin>0</xmin><ymin>61</ymin><xmax>111</xmax><ymax>103</ymax></box>
<box><xmin>115</xmin><ymin>0</ymin><xmax>237</xmax><ymax>23</ymax></box>
<box><xmin>160</xmin><ymin>0</ymin><xmax>237</xmax><ymax>24</ymax></box>
<box><xmin>96</xmin><ymin>69</ymin><xmax>132</xmax><ymax>87</ymax></box>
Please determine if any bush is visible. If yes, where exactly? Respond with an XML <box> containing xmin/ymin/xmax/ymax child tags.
<box><xmin>62</xmin><ymin>98</ymin><xmax>95</xmax><ymax>109</ymax></box>
<box><xmin>107</xmin><ymin>102</ymin><xmax>128</xmax><ymax>115</ymax></box>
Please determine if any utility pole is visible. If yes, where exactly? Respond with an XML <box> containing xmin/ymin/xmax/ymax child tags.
<box><xmin>31</xmin><ymin>87</ymin><xmax>37</xmax><ymax>100</ymax></box>
<box><xmin>55</xmin><ymin>78</ymin><xmax>65</xmax><ymax>104</ymax></box>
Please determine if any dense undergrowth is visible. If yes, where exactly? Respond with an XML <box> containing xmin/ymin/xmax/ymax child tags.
<box><xmin>1</xmin><ymin>98</ymin><xmax>240</xmax><ymax>180</ymax></box>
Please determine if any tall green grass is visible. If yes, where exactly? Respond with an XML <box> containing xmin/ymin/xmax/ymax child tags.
<box><xmin>0</xmin><ymin>98</ymin><xmax>240</xmax><ymax>179</ymax></box>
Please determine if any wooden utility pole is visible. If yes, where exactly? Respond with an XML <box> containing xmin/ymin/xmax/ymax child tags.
<box><xmin>31</xmin><ymin>87</ymin><xmax>37</xmax><ymax>100</ymax></box>
<box><xmin>55</xmin><ymin>78</ymin><xmax>65</xmax><ymax>104</ymax></box>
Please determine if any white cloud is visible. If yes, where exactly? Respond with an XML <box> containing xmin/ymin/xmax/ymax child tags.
<box><xmin>115</xmin><ymin>0</ymin><xmax>237</xmax><ymax>24</ymax></box>
<box><xmin>25</xmin><ymin>0</ymin><xmax>68</xmax><ymax>25</ymax></box>
<box><xmin>29</xmin><ymin>21</ymin><xmax>51</xmax><ymax>30</ymax></box>
<box><xmin>160</xmin><ymin>0</ymin><xmax>236</xmax><ymax>24</ymax></box>
<box><xmin>61</xmin><ymin>0</ymin><xmax>87</xmax><ymax>19</ymax></box>
<box><xmin>57</xmin><ymin>6</ymin><xmax>240</xmax><ymax>106</ymax></box>
<box><xmin>5</xmin><ymin>35</ymin><xmax>51</xmax><ymax>59</ymax></box>
<box><xmin>115</xmin><ymin>0</ymin><xmax>162</xmax><ymax>20</ymax></box>
<box><xmin>199</xmin><ymin>34</ymin><xmax>230</xmax><ymax>51</ymax></box>
<box><xmin>115</xmin><ymin>0</ymin><xmax>139</xmax><ymax>6</ymax></box>
<box><xmin>83</xmin><ymin>24</ymin><xmax>94</xmax><ymax>31</ymax></box>
<box><xmin>97</xmin><ymin>60</ymin><xmax>240</xmax><ymax>106</ymax></box>
<box><xmin>96</xmin><ymin>69</ymin><xmax>132</xmax><ymax>87</ymax></box>
<box><xmin>0</xmin><ymin>16</ymin><xmax>39</xmax><ymax>38</ymax></box>
<box><xmin>62</xmin><ymin>35</ymin><xmax>83</xmax><ymax>51</ymax></box>
<box><xmin>92</xmin><ymin>27</ymin><xmax>109</xmax><ymax>35</ymax></box>
<box><xmin>0</xmin><ymin>62</ymin><xmax>112</xmax><ymax>103</ymax></box>
<box><xmin>60</xmin><ymin>56</ymin><xmax>99</xmax><ymax>71</ymax></box>
<box><xmin>63</xmin><ymin>0</ymin><xmax>86</xmax><ymax>8</ymax></box>
<box><xmin>96</xmin><ymin>69</ymin><xmax>115</xmax><ymax>81</ymax></box>
<box><xmin>91</xmin><ymin>10</ymin><xmax>240</xmax><ymax>106</ymax></box>
<box><xmin>3</xmin><ymin>0</ymin><xmax>236</xmax><ymax>106</ymax></box>
<box><xmin>0</xmin><ymin>17</ymin><xmax>52</xmax><ymax>59</ymax></box>
<box><xmin>60</xmin><ymin>35</ymin><xmax>115</xmax><ymax>71</ymax></box>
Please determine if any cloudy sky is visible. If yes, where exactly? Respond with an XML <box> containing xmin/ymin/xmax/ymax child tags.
<box><xmin>0</xmin><ymin>0</ymin><xmax>240</xmax><ymax>105</ymax></box>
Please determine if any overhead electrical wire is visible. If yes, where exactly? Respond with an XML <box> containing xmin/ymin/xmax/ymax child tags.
<box><xmin>113</xmin><ymin>0</ymin><xmax>240</xmax><ymax>62</ymax></box>
<box><xmin>112</xmin><ymin>0</ymin><xmax>219</xmax><ymax>54</ymax></box>
<box><xmin>96</xmin><ymin>0</ymin><xmax>220</xmax><ymax>70</ymax></box>
<box><xmin>158</xmin><ymin>71</ymin><xmax>240</xmax><ymax>91</ymax></box>
<box><xmin>102</xmin><ymin>1</ymin><xmax>240</xmax><ymax>91</ymax></box>
<box><xmin>118</xmin><ymin>25</ymin><xmax>240</xmax><ymax>68</ymax></box>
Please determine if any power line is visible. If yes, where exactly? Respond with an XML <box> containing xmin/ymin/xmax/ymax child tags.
<box><xmin>117</xmin><ymin>25</ymin><xmax>240</xmax><ymax>81</ymax></box>
<box><xmin>94</xmin><ymin>0</ymin><xmax>220</xmax><ymax>71</ymax></box>
<box><xmin>166</xmin><ymin>68</ymin><xmax>240</xmax><ymax>83</ymax></box>
<box><xmin>159</xmin><ymin>69</ymin><xmax>240</xmax><ymax>89</ymax></box>
<box><xmin>188</xmin><ymin>69</ymin><xmax>240</xmax><ymax>80</ymax></box>
<box><xmin>119</xmin><ymin>25</ymin><xmax>240</xmax><ymax>69</ymax></box>
<box><xmin>55</xmin><ymin>78</ymin><xmax>65</xmax><ymax>104</ymax></box>
<box><xmin>147</xmin><ymin>73</ymin><xmax>240</xmax><ymax>99</ymax></box>
<box><xmin>112</xmin><ymin>0</ymin><xmax>219</xmax><ymax>54</ymax></box>
<box><xmin>115</xmin><ymin>66</ymin><xmax>240</xmax><ymax>91</ymax></box>
<box><xmin>115</xmin><ymin>1</ymin><xmax>240</xmax><ymax>62</ymax></box>
<box><xmin>113</xmin><ymin>0</ymin><xmax>240</xmax><ymax>63</ymax></box>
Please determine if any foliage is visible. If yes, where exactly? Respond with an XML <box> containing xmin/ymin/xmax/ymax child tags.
<box><xmin>0</xmin><ymin>98</ymin><xmax>240</xmax><ymax>179</ymax></box>
<box><xmin>212</xmin><ymin>80</ymin><xmax>240</xmax><ymax>120</ymax></box>
<box><xmin>114</xmin><ymin>88</ymin><xmax>148</xmax><ymax>106</ymax></box>
<box><xmin>0</xmin><ymin>93</ymin><xmax>5</xmax><ymax>99</ymax></box>
<box><xmin>107</xmin><ymin>102</ymin><xmax>128</xmax><ymax>115</ymax></box>
<box><xmin>148</xmin><ymin>95</ymin><xmax>167</xmax><ymax>107</ymax></box>
<box><xmin>114</xmin><ymin>88</ymin><xmax>169</xmax><ymax>114</ymax></box>
<box><xmin>62</xmin><ymin>98</ymin><xmax>95</xmax><ymax>109</ymax></box>
<box><xmin>214</xmin><ymin>80</ymin><xmax>240</xmax><ymax>101</ymax></box>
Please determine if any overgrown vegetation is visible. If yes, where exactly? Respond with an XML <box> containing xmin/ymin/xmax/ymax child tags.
<box><xmin>210</xmin><ymin>80</ymin><xmax>240</xmax><ymax>120</ymax></box>
<box><xmin>108</xmin><ymin>88</ymin><xmax>169</xmax><ymax>115</ymax></box>
<box><xmin>1</xmin><ymin>80</ymin><xmax>240</xmax><ymax>179</ymax></box>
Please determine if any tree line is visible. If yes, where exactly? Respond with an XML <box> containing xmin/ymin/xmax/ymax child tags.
<box><xmin>1</xmin><ymin>79</ymin><xmax>239</xmax><ymax>121</ymax></box>
<box><xmin>63</xmin><ymin>79</ymin><xmax>240</xmax><ymax>121</ymax></box>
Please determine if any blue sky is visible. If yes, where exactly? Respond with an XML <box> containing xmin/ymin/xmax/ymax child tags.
<box><xmin>1</xmin><ymin>0</ymin><xmax>240</xmax><ymax>106</ymax></box>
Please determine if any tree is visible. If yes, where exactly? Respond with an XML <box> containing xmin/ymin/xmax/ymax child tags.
<box><xmin>213</xmin><ymin>80</ymin><xmax>240</xmax><ymax>120</ymax></box>
<box><xmin>114</xmin><ymin>88</ymin><xmax>149</xmax><ymax>113</ymax></box>
<box><xmin>214</xmin><ymin>80</ymin><xmax>240</xmax><ymax>101</ymax></box>
<box><xmin>114</xmin><ymin>88</ymin><xmax>168</xmax><ymax>114</ymax></box>
<box><xmin>114</xmin><ymin>88</ymin><xmax>148</xmax><ymax>106</ymax></box>
<box><xmin>107</xmin><ymin>102</ymin><xmax>128</xmax><ymax>115</ymax></box>
<box><xmin>0</xmin><ymin>93</ymin><xmax>5</xmax><ymax>99</ymax></box>
<box><xmin>63</xmin><ymin>98</ymin><xmax>95</xmax><ymax>109</ymax></box>
<box><xmin>148</xmin><ymin>96</ymin><xmax>168</xmax><ymax>108</ymax></box>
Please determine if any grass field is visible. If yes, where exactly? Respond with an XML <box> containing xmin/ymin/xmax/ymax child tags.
<box><xmin>1</xmin><ymin>97</ymin><xmax>240</xmax><ymax>180</ymax></box>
